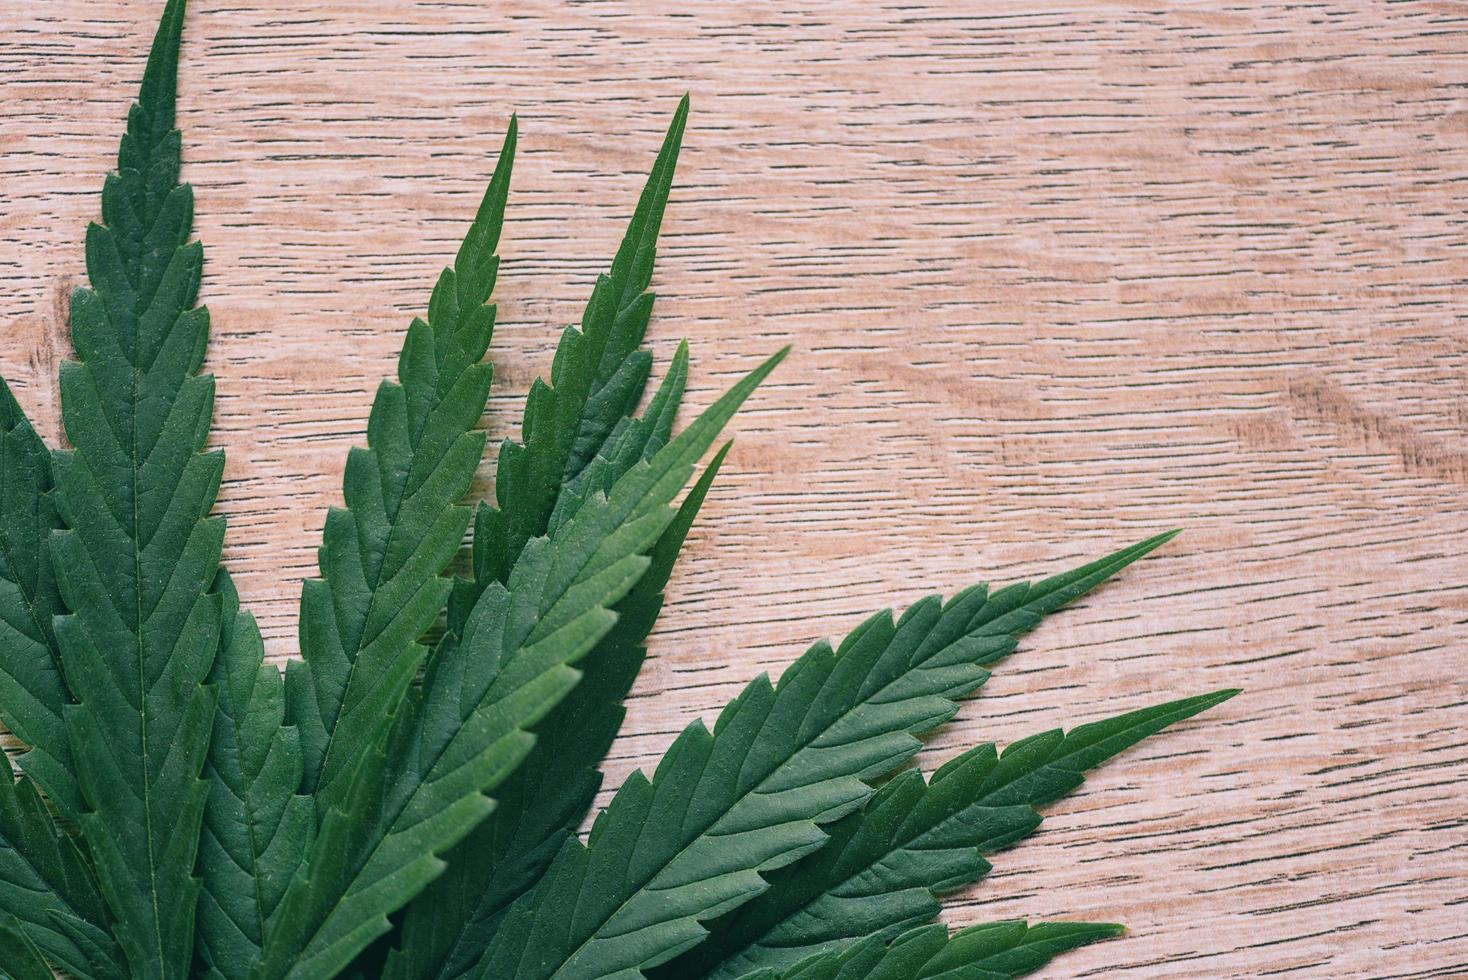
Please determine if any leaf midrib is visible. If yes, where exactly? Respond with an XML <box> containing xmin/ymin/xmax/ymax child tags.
<box><xmin>131</xmin><ymin>339</ymin><xmax>166</xmax><ymax>971</ymax></box>
<box><xmin>117</xmin><ymin>103</ymin><xmax>185</xmax><ymax>969</ymax></box>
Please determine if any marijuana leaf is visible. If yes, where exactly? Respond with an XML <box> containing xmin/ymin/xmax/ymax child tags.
<box><xmin>254</xmin><ymin>351</ymin><xmax>785</xmax><ymax>980</ymax></box>
<box><xmin>388</xmin><ymin>102</ymin><xmax>701</xmax><ymax>980</ymax></box>
<box><xmin>738</xmin><ymin>921</ymin><xmax>1125</xmax><ymax>980</ymax></box>
<box><xmin>1</xmin><ymin>4</ymin><xmax>1241</xmax><ymax>977</ymax></box>
<box><xmin>667</xmin><ymin>691</ymin><xmax>1239</xmax><ymax>978</ymax></box>
<box><xmin>471</xmin><ymin>534</ymin><xmax>1178</xmax><ymax>980</ymax></box>
<box><xmin>456</xmin><ymin>96</ymin><xmax>689</xmax><ymax>618</ymax></box>
<box><xmin>285</xmin><ymin>119</ymin><xmax>516</xmax><ymax>819</ymax></box>
<box><xmin>46</xmin><ymin>0</ymin><xmax>221</xmax><ymax>974</ymax></box>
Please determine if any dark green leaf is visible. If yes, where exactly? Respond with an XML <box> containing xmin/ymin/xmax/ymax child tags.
<box><xmin>47</xmin><ymin>1</ymin><xmax>218</xmax><ymax>973</ymax></box>
<box><xmin>386</xmin><ymin>347</ymin><xmax>709</xmax><ymax>980</ymax></box>
<box><xmin>471</xmin><ymin>533</ymin><xmax>1177</xmax><ymax>980</ymax></box>
<box><xmin>284</xmin><ymin>120</ymin><xmax>516</xmax><ymax>818</ymax></box>
<box><xmin>672</xmin><ymin>691</ymin><xmax>1239</xmax><ymax>978</ymax></box>
<box><xmin>254</xmin><ymin>351</ymin><xmax>785</xmax><ymax>980</ymax></box>
<box><xmin>744</xmin><ymin>921</ymin><xmax>1124</xmax><ymax>980</ymax></box>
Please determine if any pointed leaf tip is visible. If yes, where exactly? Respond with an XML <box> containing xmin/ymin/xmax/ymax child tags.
<box><xmin>734</xmin><ymin>345</ymin><xmax>790</xmax><ymax>399</ymax></box>
<box><xmin>1134</xmin><ymin>527</ymin><xmax>1181</xmax><ymax>554</ymax></box>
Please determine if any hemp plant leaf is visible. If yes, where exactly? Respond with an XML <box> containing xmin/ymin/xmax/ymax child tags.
<box><xmin>253</xmin><ymin>353</ymin><xmax>786</xmax><ymax>980</ymax></box>
<box><xmin>385</xmin><ymin>103</ymin><xmax>704</xmax><ymax>980</ymax></box>
<box><xmin>737</xmin><ymin>921</ymin><xmax>1130</xmax><ymax>980</ymax></box>
<box><xmin>47</xmin><ymin>0</ymin><xmax>221</xmax><ymax>974</ymax></box>
<box><xmin>663</xmin><ymin>691</ymin><xmax>1240</xmax><ymax>979</ymax></box>
<box><xmin>0</xmin><ymin>2</ymin><xmax>1239</xmax><ymax>979</ymax></box>
<box><xmin>284</xmin><ymin>117</ymin><xmax>515</xmax><ymax>819</ymax></box>
<box><xmin>469</xmin><ymin>535</ymin><xmax>1187</xmax><ymax>980</ymax></box>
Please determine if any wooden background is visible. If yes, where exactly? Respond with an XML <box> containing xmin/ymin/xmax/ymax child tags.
<box><xmin>2</xmin><ymin>1</ymin><xmax>1466</xmax><ymax>976</ymax></box>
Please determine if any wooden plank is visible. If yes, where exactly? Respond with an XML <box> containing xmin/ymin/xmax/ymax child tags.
<box><xmin>1</xmin><ymin>1</ymin><xmax>1464</xmax><ymax>975</ymax></box>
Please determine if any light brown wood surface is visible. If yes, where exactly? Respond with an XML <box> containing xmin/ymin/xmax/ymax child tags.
<box><xmin>2</xmin><ymin>2</ymin><xmax>1466</xmax><ymax>977</ymax></box>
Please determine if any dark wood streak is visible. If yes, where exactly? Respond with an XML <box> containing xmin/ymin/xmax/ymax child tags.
<box><xmin>1</xmin><ymin>1</ymin><xmax>1465</xmax><ymax>976</ymax></box>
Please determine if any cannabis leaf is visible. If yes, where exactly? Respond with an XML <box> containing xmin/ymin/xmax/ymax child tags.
<box><xmin>738</xmin><ymin>921</ymin><xmax>1126</xmax><ymax>980</ymax></box>
<box><xmin>46</xmin><ymin>0</ymin><xmax>222</xmax><ymax>973</ymax></box>
<box><xmin>0</xmin><ymin>3</ymin><xmax>1239</xmax><ymax>978</ymax></box>
<box><xmin>254</xmin><ymin>351</ymin><xmax>786</xmax><ymax>980</ymax></box>
<box><xmin>284</xmin><ymin>119</ymin><xmax>516</xmax><ymax>819</ymax></box>
<box><xmin>665</xmin><ymin>691</ymin><xmax>1239</xmax><ymax>978</ymax></box>
<box><xmin>387</xmin><ymin>103</ymin><xmax>701</xmax><ymax>980</ymax></box>
<box><xmin>470</xmin><ymin>534</ymin><xmax>1180</xmax><ymax>980</ymax></box>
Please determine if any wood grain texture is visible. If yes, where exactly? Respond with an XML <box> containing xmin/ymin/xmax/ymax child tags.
<box><xmin>2</xmin><ymin>1</ymin><xmax>1465</xmax><ymax>976</ymax></box>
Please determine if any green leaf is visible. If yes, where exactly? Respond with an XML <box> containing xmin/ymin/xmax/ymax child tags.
<box><xmin>284</xmin><ymin>119</ymin><xmax>516</xmax><ymax>817</ymax></box>
<box><xmin>742</xmin><ymin>921</ymin><xmax>1124</xmax><ymax>980</ymax></box>
<box><xmin>385</xmin><ymin>351</ymin><xmax>715</xmax><ymax>980</ymax></box>
<box><xmin>0</xmin><ymin>916</ymin><xmax>54</xmax><ymax>980</ymax></box>
<box><xmin>385</xmin><ymin>101</ymin><xmax>697</xmax><ymax>979</ymax></box>
<box><xmin>254</xmin><ymin>351</ymin><xmax>785</xmax><ymax>980</ymax></box>
<box><xmin>0</xmin><ymin>750</ymin><xmax>125</xmax><ymax>979</ymax></box>
<box><xmin>0</xmin><ymin>380</ymin><xmax>82</xmax><ymax>821</ymax></box>
<box><xmin>203</xmin><ymin>112</ymin><xmax>512</xmax><ymax>980</ymax></box>
<box><xmin>471</xmin><ymin>533</ymin><xmax>1177</xmax><ymax>980</ymax></box>
<box><xmin>8</xmin><ymin>22</ymin><xmax>1246</xmax><ymax>974</ymax></box>
<box><xmin>458</xmin><ymin>96</ymin><xmax>690</xmax><ymax>615</ymax></box>
<box><xmin>195</xmin><ymin>570</ymin><xmax>314</xmax><ymax>979</ymax></box>
<box><xmin>671</xmin><ymin>691</ymin><xmax>1239</xmax><ymax>978</ymax></box>
<box><xmin>45</xmin><ymin>0</ymin><xmax>218</xmax><ymax>974</ymax></box>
